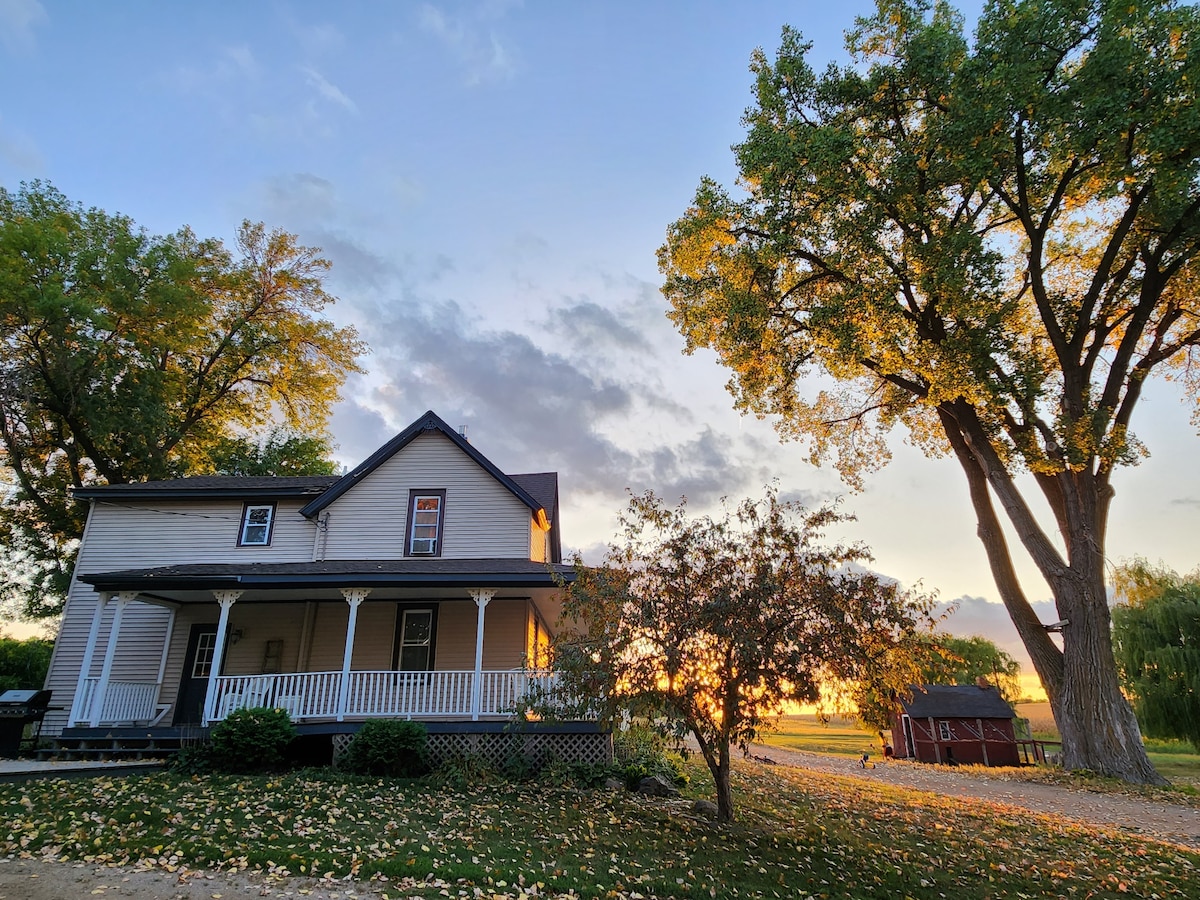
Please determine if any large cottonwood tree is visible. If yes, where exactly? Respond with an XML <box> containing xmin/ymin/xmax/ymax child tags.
<box><xmin>0</xmin><ymin>183</ymin><xmax>365</xmax><ymax>618</ymax></box>
<box><xmin>659</xmin><ymin>0</ymin><xmax>1200</xmax><ymax>783</ymax></box>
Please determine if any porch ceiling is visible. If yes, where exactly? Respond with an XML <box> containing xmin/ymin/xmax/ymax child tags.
<box><xmin>77</xmin><ymin>558</ymin><xmax>576</xmax><ymax>634</ymax></box>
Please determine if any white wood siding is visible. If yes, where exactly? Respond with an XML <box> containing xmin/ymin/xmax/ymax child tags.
<box><xmin>529</xmin><ymin>521</ymin><xmax>547</xmax><ymax>562</ymax></box>
<box><xmin>318</xmin><ymin>432</ymin><xmax>534</xmax><ymax>560</ymax></box>
<box><xmin>43</xmin><ymin>497</ymin><xmax>319</xmax><ymax>735</ymax></box>
<box><xmin>78</xmin><ymin>498</ymin><xmax>318</xmax><ymax>566</ymax></box>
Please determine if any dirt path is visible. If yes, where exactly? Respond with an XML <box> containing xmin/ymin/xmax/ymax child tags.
<box><xmin>749</xmin><ymin>742</ymin><xmax>1200</xmax><ymax>850</ymax></box>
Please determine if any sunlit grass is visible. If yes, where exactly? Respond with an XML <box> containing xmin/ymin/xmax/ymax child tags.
<box><xmin>759</xmin><ymin>713</ymin><xmax>877</xmax><ymax>758</ymax></box>
<box><xmin>2</xmin><ymin>761</ymin><xmax>1197</xmax><ymax>898</ymax></box>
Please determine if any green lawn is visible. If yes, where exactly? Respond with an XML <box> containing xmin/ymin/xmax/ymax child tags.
<box><xmin>759</xmin><ymin>713</ymin><xmax>879</xmax><ymax>758</ymax></box>
<box><xmin>2</xmin><ymin>761</ymin><xmax>1197</xmax><ymax>898</ymax></box>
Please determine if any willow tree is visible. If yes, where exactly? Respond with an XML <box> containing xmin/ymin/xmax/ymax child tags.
<box><xmin>659</xmin><ymin>0</ymin><xmax>1200</xmax><ymax>783</ymax></box>
<box><xmin>0</xmin><ymin>182</ymin><xmax>365</xmax><ymax>618</ymax></box>
<box><xmin>1112</xmin><ymin>562</ymin><xmax>1200</xmax><ymax>751</ymax></box>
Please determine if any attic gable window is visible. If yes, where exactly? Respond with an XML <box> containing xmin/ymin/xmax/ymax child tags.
<box><xmin>406</xmin><ymin>490</ymin><xmax>445</xmax><ymax>557</ymax></box>
<box><xmin>238</xmin><ymin>503</ymin><xmax>276</xmax><ymax>546</ymax></box>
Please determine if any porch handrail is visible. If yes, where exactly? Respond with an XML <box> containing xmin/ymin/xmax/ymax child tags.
<box><xmin>70</xmin><ymin>677</ymin><xmax>161</xmax><ymax>726</ymax></box>
<box><xmin>208</xmin><ymin>669</ymin><xmax>561</xmax><ymax>722</ymax></box>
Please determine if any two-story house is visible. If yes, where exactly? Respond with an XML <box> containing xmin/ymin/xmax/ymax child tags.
<box><xmin>40</xmin><ymin>410</ymin><xmax>603</xmax><ymax>763</ymax></box>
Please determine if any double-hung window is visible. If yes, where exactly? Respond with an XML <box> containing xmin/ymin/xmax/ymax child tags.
<box><xmin>406</xmin><ymin>490</ymin><xmax>445</xmax><ymax>556</ymax></box>
<box><xmin>396</xmin><ymin>608</ymin><xmax>435</xmax><ymax>671</ymax></box>
<box><xmin>238</xmin><ymin>503</ymin><xmax>276</xmax><ymax>546</ymax></box>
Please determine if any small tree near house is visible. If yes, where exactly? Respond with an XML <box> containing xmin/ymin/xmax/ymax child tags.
<box><xmin>554</xmin><ymin>488</ymin><xmax>936</xmax><ymax>822</ymax></box>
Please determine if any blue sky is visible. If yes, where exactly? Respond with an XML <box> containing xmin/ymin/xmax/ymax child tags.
<box><xmin>2</xmin><ymin>1</ymin><xmax>1198</xmax><ymax>678</ymax></box>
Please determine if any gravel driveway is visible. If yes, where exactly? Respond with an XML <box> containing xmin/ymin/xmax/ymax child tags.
<box><xmin>749</xmin><ymin>743</ymin><xmax>1200</xmax><ymax>850</ymax></box>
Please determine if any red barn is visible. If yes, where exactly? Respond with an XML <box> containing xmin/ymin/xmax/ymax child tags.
<box><xmin>891</xmin><ymin>684</ymin><xmax>1020</xmax><ymax>767</ymax></box>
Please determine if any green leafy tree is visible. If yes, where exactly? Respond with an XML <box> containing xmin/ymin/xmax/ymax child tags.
<box><xmin>555</xmin><ymin>488</ymin><xmax>936</xmax><ymax>822</ymax></box>
<box><xmin>1112</xmin><ymin>562</ymin><xmax>1200</xmax><ymax>751</ymax></box>
<box><xmin>928</xmin><ymin>635</ymin><xmax>1022</xmax><ymax>700</ymax></box>
<box><xmin>0</xmin><ymin>632</ymin><xmax>53</xmax><ymax>692</ymax></box>
<box><xmin>206</xmin><ymin>427</ymin><xmax>338</xmax><ymax>477</ymax></box>
<box><xmin>659</xmin><ymin>0</ymin><xmax>1200</xmax><ymax>784</ymax></box>
<box><xmin>0</xmin><ymin>182</ymin><xmax>365</xmax><ymax>618</ymax></box>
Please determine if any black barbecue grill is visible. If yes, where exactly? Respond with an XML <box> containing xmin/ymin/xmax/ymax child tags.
<box><xmin>0</xmin><ymin>689</ymin><xmax>52</xmax><ymax>757</ymax></box>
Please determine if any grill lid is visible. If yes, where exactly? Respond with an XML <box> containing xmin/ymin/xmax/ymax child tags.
<box><xmin>0</xmin><ymin>689</ymin><xmax>52</xmax><ymax>708</ymax></box>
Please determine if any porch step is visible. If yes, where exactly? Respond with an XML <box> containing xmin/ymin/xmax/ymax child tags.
<box><xmin>44</xmin><ymin>735</ymin><xmax>183</xmax><ymax>762</ymax></box>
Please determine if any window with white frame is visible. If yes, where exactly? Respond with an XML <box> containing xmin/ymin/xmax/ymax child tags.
<box><xmin>406</xmin><ymin>491</ymin><xmax>444</xmax><ymax>556</ymax></box>
<box><xmin>238</xmin><ymin>503</ymin><xmax>276</xmax><ymax>546</ymax></box>
<box><xmin>396</xmin><ymin>608</ymin><xmax>434</xmax><ymax>670</ymax></box>
<box><xmin>938</xmin><ymin>720</ymin><xmax>952</xmax><ymax>741</ymax></box>
<box><xmin>192</xmin><ymin>632</ymin><xmax>218</xmax><ymax>678</ymax></box>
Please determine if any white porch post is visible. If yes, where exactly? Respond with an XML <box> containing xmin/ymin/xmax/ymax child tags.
<box><xmin>469</xmin><ymin>589</ymin><xmax>495</xmax><ymax>721</ymax></box>
<box><xmin>336</xmin><ymin>588</ymin><xmax>370</xmax><ymax>722</ymax></box>
<box><xmin>202</xmin><ymin>591</ymin><xmax>241</xmax><ymax>725</ymax></box>
<box><xmin>71</xmin><ymin>592</ymin><xmax>110</xmax><ymax>725</ymax></box>
<box><xmin>89</xmin><ymin>591</ymin><xmax>137</xmax><ymax>727</ymax></box>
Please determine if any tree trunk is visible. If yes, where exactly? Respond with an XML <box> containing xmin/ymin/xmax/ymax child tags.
<box><xmin>943</xmin><ymin>406</ymin><xmax>1164</xmax><ymax>785</ymax></box>
<box><xmin>1052</xmin><ymin>475</ymin><xmax>1164</xmax><ymax>785</ymax></box>
<box><xmin>713</xmin><ymin>742</ymin><xmax>734</xmax><ymax>824</ymax></box>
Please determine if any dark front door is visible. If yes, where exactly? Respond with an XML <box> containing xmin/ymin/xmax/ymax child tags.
<box><xmin>173</xmin><ymin>624</ymin><xmax>219</xmax><ymax>725</ymax></box>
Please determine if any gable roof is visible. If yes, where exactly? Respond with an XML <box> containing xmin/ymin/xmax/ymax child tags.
<box><xmin>899</xmin><ymin>684</ymin><xmax>1016</xmax><ymax>720</ymax></box>
<box><xmin>73</xmin><ymin>476</ymin><xmax>339</xmax><ymax>501</ymax></box>
<box><xmin>298</xmin><ymin>410</ymin><xmax>548</xmax><ymax>524</ymax></box>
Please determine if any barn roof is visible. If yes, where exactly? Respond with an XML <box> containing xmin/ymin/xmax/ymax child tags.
<box><xmin>900</xmin><ymin>684</ymin><xmax>1016</xmax><ymax>719</ymax></box>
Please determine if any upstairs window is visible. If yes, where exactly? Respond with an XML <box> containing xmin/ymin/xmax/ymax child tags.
<box><xmin>406</xmin><ymin>490</ymin><xmax>445</xmax><ymax>556</ymax></box>
<box><xmin>938</xmin><ymin>721</ymin><xmax>952</xmax><ymax>741</ymax></box>
<box><xmin>238</xmin><ymin>503</ymin><xmax>276</xmax><ymax>546</ymax></box>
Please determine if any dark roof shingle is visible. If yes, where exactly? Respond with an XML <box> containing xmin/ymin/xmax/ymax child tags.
<box><xmin>899</xmin><ymin>684</ymin><xmax>1016</xmax><ymax>719</ymax></box>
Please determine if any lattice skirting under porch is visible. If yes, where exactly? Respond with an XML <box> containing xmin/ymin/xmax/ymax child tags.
<box><xmin>332</xmin><ymin>729</ymin><xmax>612</xmax><ymax>768</ymax></box>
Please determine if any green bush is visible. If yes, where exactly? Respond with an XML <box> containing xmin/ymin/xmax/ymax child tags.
<box><xmin>431</xmin><ymin>752</ymin><xmax>496</xmax><ymax>789</ymax></box>
<box><xmin>338</xmin><ymin>719</ymin><xmax>429</xmax><ymax>777</ymax></box>
<box><xmin>170</xmin><ymin>742</ymin><xmax>215</xmax><ymax>775</ymax></box>
<box><xmin>207</xmin><ymin>707</ymin><xmax>296</xmax><ymax>774</ymax></box>
<box><xmin>613</xmin><ymin>722</ymin><xmax>689</xmax><ymax>788</ymax></box>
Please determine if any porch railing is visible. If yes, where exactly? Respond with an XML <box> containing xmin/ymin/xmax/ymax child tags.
<box><xmin>206</xmin><ymin>669</ymin><xmax>562</xmax><ymax>722</ymax></box>
<box><xmin>70</xmin><ymin>678</ymin><xmax>162</xmax><ymax>726</ymax></box>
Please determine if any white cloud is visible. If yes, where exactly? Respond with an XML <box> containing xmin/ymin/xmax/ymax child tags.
<box><xmin>417</xmin><ymin>1</ymin><xmax>518</xmax><ymax>86</ymax></box>
<box><xmin>302</xmin><ymin>66</ymin><xmax>358</xmax><ymax>114</ymax></box>
<box><xmin>0</xmin><ymin>0</ymin><xmax>46</xmax><ymax>53</ymax></box>
<box><xmin>170</xmin><ymin>44</ymin><xmax>258</xmax><ymax>93</ymax></box>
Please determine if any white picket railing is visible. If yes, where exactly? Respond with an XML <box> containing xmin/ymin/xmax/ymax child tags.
<box><xmin>206</xmin><ymin>669</ymin><xmax>561</xmax><ymax>722</ymax></box>
<box><xmin>70</xmin><ymin>678</ymin><xmax>161</xmax><ymax>726</ymax></box>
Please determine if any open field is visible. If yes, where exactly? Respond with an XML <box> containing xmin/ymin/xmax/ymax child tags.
<box><xmin>762</xmin><ymin>706</ymin><xmax>1200</xmax><ymax>786</ymax></box>
<box><xmin>3</xmin><ymin>762</ymin><xmax>1198</xmax><ymax>899</ymax></box>
<box><xmin>760</xmin><ymin>713</ymin><xmax>878</xmax><ymax>758</ymax></box>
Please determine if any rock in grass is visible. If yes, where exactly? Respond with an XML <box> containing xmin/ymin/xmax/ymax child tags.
<box><xmin>637</xmin><ymin>774</ymin><xmax>680</xmax><ymax>797</ymax></box>
<box><xmin>691</xmin><ymin>799</ymin><xmax>719</xmax><ymax>818</ymax></box>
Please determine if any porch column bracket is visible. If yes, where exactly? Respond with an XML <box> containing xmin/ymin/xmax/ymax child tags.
<box><xmin>336</xmin><ymin>588</ymin><xmax>371</xmax><ymax>722</ymax></box>
<box><xmin>469</xmin><ymin>589</ymin><xmax>496</xmax><ymax>721</ymax></box>
<box><xmin>202</xmin><ymin>591</ymin><xmax>241</xmax><ymax>725</ymax></box>
<box><xmin>90</xmin><ymin>592</ymin><xmax>137</xmax><ymax>727</ymax></box>
<box><xmin>72</xmin><ymin>592</ymin><xmax>110</xmax><ymax>725</ymax></box>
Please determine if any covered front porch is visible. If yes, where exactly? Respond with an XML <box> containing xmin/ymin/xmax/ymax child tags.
<box><xmin>68</xmin><ymin>560</ymin><xmax>577</xmax><ymax>730</ymax></box>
